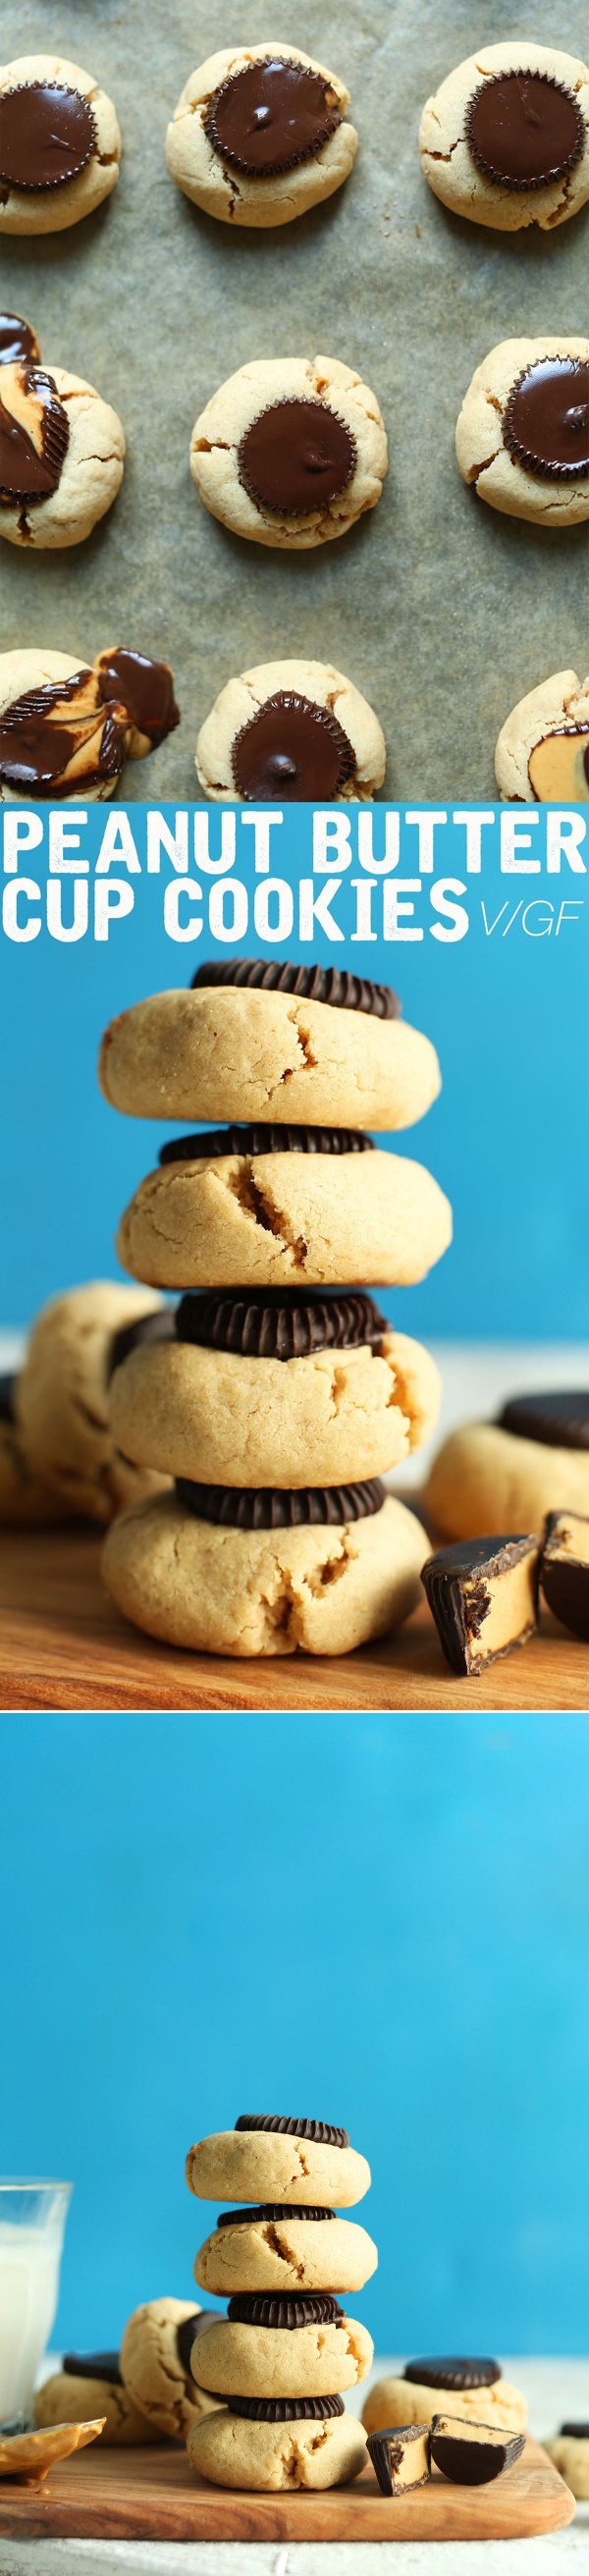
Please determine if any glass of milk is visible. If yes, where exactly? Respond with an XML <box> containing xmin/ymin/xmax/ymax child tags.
<box><xmin>0</xmin><ymin>2181</ymin><xmax>72</xmax><ymax>2421</ymax></box>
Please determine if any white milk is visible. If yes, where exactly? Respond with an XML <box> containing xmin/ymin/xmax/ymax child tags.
<box><xmin>0</xmin><ymin>2222</ymin><xmax>62</xmax><ymax>2417</ymax></box>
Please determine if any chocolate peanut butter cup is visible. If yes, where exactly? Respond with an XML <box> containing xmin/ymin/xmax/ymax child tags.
<box><xmin>159</xmin><ymin>1123</ymin><xmax>374</xmax><ymax>1165</ymax></box>
<box><xmin>466</xmin><ymin>71</ymin><xmax>585</xmax><ymax>190</ymax></box>
<box><xmin>204</xmin><ymin>57</ymin><xmax>342</xmax><ymax>181</ymax></box>
<box><xmin>231</xmin><ymin>689</ymin><xmax>355</xmax><ymax>800</ymax></box>
<box><xmin>176</xmin><ymin>1479</ymin><xmax>387</xmax><ymax>1530</ymax></box>
<box><xmin>0</xmin><ymin>362</ymin><xmax>69</xmax><ymax>509</ymax></box>
<box><xmin>0</xmin><ymin>313</ymin><xmax>39</xmax><ymax>363</ymax></box>
<box><xmin>175</xmin><ymin>1287</ymin><xmax>388</xmax><ymax>1362</ymax></box>
<box><xmin>430</xmin><ymin>2416</ymin><xmax>525</xmax><ymax>2485</ymax></box>
<box><xmin>499</xmin><ymin>1391</ymin><xmax>589</xmax><ymax>1449</ymax></box>
<box><xmin>108</xmin><ymin>1308</ymin><xmax>175</xmax><ymax>1379</ymax></box>
<box><xmin>176</xmin><ymin>2313</ymin><xmax>216</xmax><ymax>2373</ymax></box>
<box><xmin>235</xmin><ymin>2116</ymin><xmax>348</xmax><ymax>2146</ymax></box>
<box><xmin>404</xmin><ymin>2358</ymin><xmax>501</xmax><ymax>2390</ymax></box>
<box><xmin>561</xmin><ymin>2422</ymin><xmax>589</xmax><ymax>2438</ymax></box>
<box><xmin>0</xmin><ymin>1372</ymin><xmax>16</xmax><ymax>1422</ymax></box>
<box><xmin>504</xmin><ymin>357</ymin><xmax>589</xmax><ymax>480</ymax></box>
<box><xmin>227</xmin><ymin>2294</ymin><xmax>345</xmax><ymax>2328</ymax></box>
<box><xmin>191</xmin><ymin>958</ymin><xmax>399</xmax><ymax>1017</ymax></box>
<box><xmin>0</xmin><ymin>668</ymin><xmax>129</xmax><ymax>798</ymax></box>
<box><xmin>95</xmin><ymin>648</ymin><xmax>180</xmax><ymax>747</ymax></box>
<box><xmin>422</xmin><ymin>1537</ymin><xmax>539</xmax><ymax>1679</ymax></box>
<box><xmin>62</xmin><ymin>2351</ymin><xmax>123</xmax><ymax>2383</ymax></box>
<box><xmin>528</xmin><ymin>726</ymin><xmax>589</xmax><ymax>803</ymax></box>
<box><xmin>0</xmin><ymin>82</ymin><xmax>97</xmax><ymax>192</ymax></box>
<box><xmin>217</xmin><ymin>2205</ymin><xmax>335</xmax><ymax>2225</ymax></box>
<box><xmin>238</xmin><ymin>399</ymin><xmax>355</xmax><ymax>516</ymax></box>
<box><xmin>221</xmin><ymin>2393</ymin><xmax>345</xmax><ymax>2420</ymax></box>
<box><xmin>541</xmin><ymin>1510</ymin><xmax>589</xmax><ymax>1642</ymax></box>
<box><xmin>367</xmin><ymin>2423</ymin><xmax>431</xmax><ymax>2496</ymax></box>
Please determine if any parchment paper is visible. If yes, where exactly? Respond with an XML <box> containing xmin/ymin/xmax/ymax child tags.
<box><xmin>1</xmin><ymin>0</ymin><xmax>588</xmax><ymax>799</ymax></box>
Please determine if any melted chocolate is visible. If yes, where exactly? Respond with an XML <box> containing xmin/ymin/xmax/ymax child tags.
<box><xmin>0</xmin><ymin>313</ymin><xmax>39</xmax><ymax>363</ymax></box>
<box><xmin>404</xmin><ymin>2358</ymin><xmax>501</xmax><ymax>2391</ymax></box>
<box><xmin>204</xmin><ymin>56</ymin><xmax>342</xmax><ymax>179</ymax></box>
<box><xmin>62</xmin><ymin>2351</ymin><xmax>123</xmax><ymax>2384</ymax></box>
<box><xmin>236</xmin><ymin>2114</ymin><xmax>349</xmax><ymax>2144</ymax></box>
<box><xmin>0</xmin><ymin>668</ymin><xmax>129</xmax><ymax>798</ymax></box>
<box><xmin>232</xmin><ymin>690</ymin><xmax>355</xmax><ymax>800</ymax></box>
<box><xmin>0</xmin><ymin>362</ymin><xmax>69</xmax><ymax>508</ymax></box>
<box><xmin>159</xmin><ymin>1123</ymin><xmax>374</xmax><ymax>1164</ymax></box>
<box><xmin>191</xmin><ymin>959</ymin><xmax>399</xmax><ymax>1017</ymax></box>
<box><xmin>466</xmin><ymin>70</ymin><xmax>585</xmax><ymax>189</ymax></box>
<box><xmin>504</xmin><ymin>357</ymin><xmax>589</xmax><ymax>479</ymax></box>
<box><xmin>227</xmin><ymin>2294</ymin><xmax>345</xmax><ymax>2328</ymax></box>
<box><xmin>0</xmin><ymin>82</ymin><xmax>97</xmax><ymax>192</ymax></box>
<box><xmin>176</xmin><ymin>1477</ymin><xmax>386</xmax><ymax>1529</ymax></box>
<box><xmin>499</xmin><ymin>1391</ymin><xmax>589</xmax><ymax>1450</ymax></box>
<box><xmin>175</xmin><ymin>1286</ymin><xmax>388</xmax><ymax>1362</ymax></box>
<box><xmin>239</xmin><ymin>399</ymin><xmax>355</xmax><ymax>516</ymax></box>
<box><xmin>95</xmin><ymin>648</ymin><xmax>180</xmax><ymax>746</ymax></box>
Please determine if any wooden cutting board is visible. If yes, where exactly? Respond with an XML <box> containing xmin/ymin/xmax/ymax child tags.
<box><xmin>0</xmin><ymin>2436</ymin><xmax>574</xmax><ymax>2542</ymax></box>
<box><xmin>0</xmin><ymin>1527</ymin><xmax>587</xmax><ymax>1710</ymax></box>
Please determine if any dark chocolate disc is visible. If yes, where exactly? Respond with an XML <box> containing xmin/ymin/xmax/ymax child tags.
<box><xmin>191</xmin><ymin>958</ymin><xmax>399</xmax><ymax>1018</ymax></box>
<box><xmin>222</xmin><ymin>2393</ymin><xmax>345</xmax><ymax>2421</ymax></box>
<box><xmin>466</xmin><ymin>71</ymin><xmax>585</xmax><ymax>189</ymax></box>
<box><xmin>176</xmin><ymin>2312</ymin><xmax>215</xmax><ymax>2375</ymax></box>
<box><xmin>239</xmin><ymin>399</ymin><xmax>355</xmax><ymax>516</ymax></box>
<box><xmin>62</xmin><ymin>2351</ymin><xmax>123</xmax><ymax>2384</ymax></box>
<box><xmin>95</xmin><ymin>649</ymin><xmax>180</xmax><ymax>747</ymax></box>
<box><xmin>176</xmin><ymin>1478</ymin><xmax>387</xmax><ymax>1530</ymax></box>
<box><xmin>235</xmin><ymin>2115</ymin><xmax>349</xmax><ymax>2147</ymax></box>
<box><xmin>499</xmin><ymin>1392</ymin><xmax>589</xmax><ymax>1450</ymax></box>
<box><xmin>0</xmin><ymin>363</ymin><xmax>69</xmax><ymax>508</ymax></box>
<box><xmin>108</xmin><ymin>1307</ymin><xmax>175</xmax><ymax>1379</ymax></box>
<box><xmin>232</xmin><ymin>691</ymin><xmax>355</xmax><ymax>802</ymax></box>
<box><xmin>0</xmin><ymin>82</ymin><xmax>97</xmax><ymax>192</ymax></box>
<box><xmin>175</xmin><ymin>1286</ymin><xmax>388</xmax><ymax>1362</ymax></box>
<box><xmin>561</xmin><ymin>2422</ymin><xmax>589</xmax><ymax>2438</ymax></box>
<box><xmin>217</xmin><ymin>2205</ymin><xmax>335</xmax><ymax>2226</ymax></box>
<box><xmin>503</xmin><ymin>358</ymin><xmax>589</xmax><ymax>481</ymax></box>
<box><xmin>204</xmin><ymin>56</ymin><xmax>342</xmax><ymax>180</ymax></box>
<box><xmin>227</xmin><ymin>2294</ymin><xmax>345</xmax><ymax>2329</ymax></box>
<box><xmin>0</xmin><ymin>670</ymin><xmax>128</xmax><ymax>799</ymax></box>
<box><xmin>0</xmin><ymin>313</ymin><xmax>39</xmax><ymax>363</ymax></box>
<box><xmin>0</xmin><ymin>1372</ymin><xmax>16</xmax><ymax>1423</ymax></box>
<box><xmin>159</xmin><ymin>1123</ymin><xmax>374</xmax><ymax>1166</ymax></box>
<box><xmin>404</xmin><ymin>2358</ymin><xmax>501</xmax><ymax>2390</ymax></box>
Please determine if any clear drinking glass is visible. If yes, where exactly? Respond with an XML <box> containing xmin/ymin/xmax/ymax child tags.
<box><xmin>0</xmin><ymin>2181</ymin><xmax>72</xmax><ymax>2420</ymax></box>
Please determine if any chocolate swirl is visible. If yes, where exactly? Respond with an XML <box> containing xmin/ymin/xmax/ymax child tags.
<box><xmin>191</xmin><ymin>959</ymin><xmax>399</xmax><ymax>1017</ymax></box>
<box><xmin>0</xmin><ymin>361</ymin><xmax>69</xmax><ymax>510</ymax></box>
<box><xmin>175</xmin><ymin>1287</ymin><xmax>388</xmax><ymax>1362</ymax></box>
<box><xmin>204</xmin><ymin>56</ymin><xmax>342</xmax><ymax>180</ymax></box>
<box><xmin>235</xmin><ymin>2115</ymin><xmax>349</xmax><ymax>2146</ymax></box>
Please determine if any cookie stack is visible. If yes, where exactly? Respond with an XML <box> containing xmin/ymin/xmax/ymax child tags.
<box><xmin>100</xmin><ymin>959</ymin><xmax>453</xmax><ymax>1657</ymax></box>
<box><xmin>184</xmin><ymin>2114</ymin><xmax>376</xmax><ymax>2493</ymax></box>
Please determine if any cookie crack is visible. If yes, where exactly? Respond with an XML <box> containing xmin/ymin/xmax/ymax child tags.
<box><xmin>263</xmin><ymin>2223</ymin><xmax>304</xmax><ymax>2281</ymax></box>
<box><xmin>226</xmin><ymin>1163</ymin><xmax>307</xmax><ymax>1267</ymax></box>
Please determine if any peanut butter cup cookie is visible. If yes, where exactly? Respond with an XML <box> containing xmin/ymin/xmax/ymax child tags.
<box><xmin>186</xmin><ymin>2122</ymin><xmax>370</xmax><ymax>2208</ymax></box>
<box><xmin>99</xmin><ymin>966</ymin><xmax>439</xmax><ymax>1132</ymax></box>
<box><xmin>194</xmin><ymin>2208</ymin><xmax>378</xmax><ymax>2296</ymax></box>
<box><xmin>35</xmin><ymin>2354</ymin><xmax>154</xmax><ymax>2447</ymax></box>
<box><xmin>195</xmin><ymin>658</ymin><xmax>385</xmax><ymax>799</ymax></box>
<box><xmin>16</xmin><ymin>1282</ymin><xmax>172</xmax><ymax>1524</ymax></box>
<box><xmin>0</xmin><ymin>322</ymin><xmax>125</xmax><ymax>547</ymax></box>
<box><xmin>102</xmin><ymin>1484</ymin><xmax>429</xmax><ymax>1657</ymax></box>
<box><xmin>495</xmin><ymin>667</ymin><xmax>589</xmax><ymax>801</ymax></box>
<box><xmin>456</xmin><ymin>338</ymin><xmax>589</xmax><ymax>527</ymax></box>
<box><xmin>190</xmin><ymin>355</ymin><xmax>387</xmax><ymax>549</ymax></box>
<box><xmin>363</xmin><ymin>2359</ymin><xmax>526</xmax><ymax>2439</ymax></box>
<box><xmin>166</xmin><ymin>44</ymin><xmax>357</xmax><ymax>229</ymax></box>
<box><xmin>120</xmin><ymin>2299</ymin><xmax>219</xmax><ymax>2438</ymax></box>
<box><xmin>0</xmin><ymin>55</ymin><xmax>121</xmax><ymax>234</ymax></box>
<box><xmin>424</xmin><ymin>1396</ymin><xmax>589</xmax><ymax>1542</ymax></box>
<box><xmin>117</xmin><ymin>1131</ymin><xmax>451</xmax><ymax>1293</ymax></box>
<box><xmin>420</xmin><ymin>42</ymin><xmax>589</xmax><ymax>232</ymax></box>
<box><xmin>0</xmin><ymin>645</ymin><xmax>179</xmax><ymax>799</ymax></box>
<box><xmin>188</xmin><ymin>2401</ymin><xmax>367</xmax><ymax>2492</ymax></box>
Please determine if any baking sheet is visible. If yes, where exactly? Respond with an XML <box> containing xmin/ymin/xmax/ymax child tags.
<box><xmin>1</xmin><ymin>0</ymin><xmax>588</xmax><ymax>800</ymax></box>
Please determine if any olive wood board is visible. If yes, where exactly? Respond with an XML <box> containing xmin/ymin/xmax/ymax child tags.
<box><xmin>0</xmin><ymin>2436</ymin><xmax>575</xmax><ymax>2542</ymax></box>
<box><xmin>0</xmin><ymin>1528</ymin><xmax>587</xmax><ymax>1712</ymax></box>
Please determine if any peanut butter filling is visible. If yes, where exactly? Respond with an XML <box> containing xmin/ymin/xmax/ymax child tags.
<box><xmin>528</xmin><ymin>728</ymin><xmax>589</xmax><ymax>801</ymax></box>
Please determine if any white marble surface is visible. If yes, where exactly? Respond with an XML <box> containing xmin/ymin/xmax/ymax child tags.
<box><xmin>1</xmin><ymin>2360</ymin><xmax>587</xmax><ymax>2573</ymax></box>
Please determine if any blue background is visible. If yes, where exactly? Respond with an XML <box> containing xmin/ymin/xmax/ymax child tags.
<box><xmin>2</xmin><ymin>1706</ymin><xmax>587</xmax><ymax>2355</ymax></box>
<box><xmin>1</xmin><ymin>804</ymin><xmax>587</xmax><ymax>1337</ymax></box>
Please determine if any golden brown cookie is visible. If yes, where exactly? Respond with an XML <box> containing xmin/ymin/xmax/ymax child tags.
<box><xmin>166</xmin><ymin>45</ymin><xmax>357</xmax><ymax>230</ymax></box>
<box><xmin>102</xmin><ymin>1488</ymin><xmax>429</xmax><ymax>1658</ymax></box>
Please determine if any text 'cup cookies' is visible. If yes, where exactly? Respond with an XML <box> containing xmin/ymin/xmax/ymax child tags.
<box><xmin>100</xmin><ymin>958</ymin><xmax>451</xmax><ymax>1659</ymax></box>
<box><xmin>166</xmin><ymin>44</ymin><xmax>357</xmax><ymax>228</ymax></box>
<box><xmin>185</xmin><ymin>2112</ymin><xmax>374</xmax><ymax>2491</ymax></box>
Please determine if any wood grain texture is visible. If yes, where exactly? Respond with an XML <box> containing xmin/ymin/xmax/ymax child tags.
<box><xmin>0</xmin><ymin>2437</ymin><xmax>575</xmax><ymax>2542</ymax></box>
<box><xmin>0</xmin><ymin>1529</ymin><xmax>587</xmax><ymax>1711</ymax></box>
